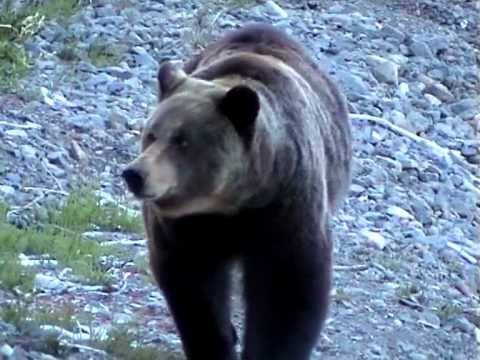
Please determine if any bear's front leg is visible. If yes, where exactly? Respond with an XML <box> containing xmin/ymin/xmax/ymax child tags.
<box><xmin>154</xmin><ymin>250</ymin><xmax>238</xmax><ymax>360</ymax></box>
<box><xmin>241</xmin><ymin>214</ymin><xmax>332</xmax><ymax>360</ymax></box>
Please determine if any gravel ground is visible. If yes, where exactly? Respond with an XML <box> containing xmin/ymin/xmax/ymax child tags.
<box><xmin>0</xmin><ymin>0</ymin><xmax>479</xmax><ymax>359</ymax></box>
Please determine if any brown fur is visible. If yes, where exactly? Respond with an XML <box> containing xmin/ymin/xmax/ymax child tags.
<box><xmin>185</xmin><ymin>23</ymin><xmax>352</xmax><ymax>211</ymax></box>
<box><xmin>123</xmin><ymin>23</ymin><xmax>352</xmax><ymax>360</ymax></box>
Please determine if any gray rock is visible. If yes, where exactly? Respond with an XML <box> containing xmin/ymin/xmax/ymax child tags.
<box><xmin>404</xmin><ymin>228</ymin><xmax>427</xmax><ymax>243</ymax></box>
<box><xmin>409</xmin><ymin>353</ymin><xmax>428</xmax><ymax>360</ymax></box>
<box><xmin>132</xmin><ymin>46</ymin><xmax>158</xmax><ymax>68</ymax></box>
<box><xmin>450</xmin><ymin>174</ymin><xmax>464</xmax><ymax>188</ymax></box>
<box><xmin>45</xmin><ymin>163</ymin><xmax>66</xmax><ymax>178</ymax></box>
<box><xmin>445</xmin><ymin>317</ymin><xmax>475</xmax><ymax>333</ymax></box>
<box><xmin>418</xmin><ymin>168</ymin><xmax>440</xmax><ymax>183</ymax></box>
<box><xmin>386</xmin><ymin>205</ymin><xmax>414</xmax><ymax>220</ymax></box>
<box><xmin>398</xmin><ymin>340</ymin><xmax>416</xmax><ymax>354</ymax></box>
<box><xmin>107</xmin><ymin>80</ymin><xmax>126</xmax><ymax>94</ymax></box>
<box><xmin>97</xmin><ymin>15</ymin><xmax>125</xmax><ymax>26</ymax></box>
<box><xmin>85</xmin><ymin>73</ymin><xmax>116</xmax><ymax>88</ymax></box>
<box><xmin>424</xmin><ymin>93</ymin><xmax>442</xmax><ymax>106</ymax></box>
<box><xmin>105</xmin><ymin>66</ymin><xmax>134</xmax><ymax>80</ymax></box>
<box><xmin>123</xmin><ymin>8</ymin><xmax>142</xmax><ymax>23</ymax></box>
<box><xmin>427</xmin><ymin>68</ymin><xmax>446</xmax><ymax>82</ymax></box>
<box><xmin>262</xmin><ymin>1</ymin><xmax>288</xmax><ymax>18</ymax></box>
<box><xmin>426</xmin><ymin>36</ymin><xmax>449</xmax><ymax>55</ymax></box>
<box><xmin>381</xmin><ymin>24</ymin><xmax>406</xmax><ymax>42</ymax></box>
<box><xmin>349</xmin><ymin>183</ymin><xmax>365</xmax><ymax>196</ymax></box>
<box><xmin>40</xmin><ymin>22</ymin><xmax>68</xmax><ymax>43</ymax></box>
<box><xmin>321</xmin><ymin>14</ymin><xmax>353</xmax><ymax>29</ymax></box>
<box><xmin>450</xmin><ymin>98</ymin><xmax>479</xmax><ymax>115</ymax></box>
<box><xmin>113</xmin><ymin>312</ymin><xmax>134</xmax><ymax>324</ymax></box>
<box><xmin>435</xmin><ymin>123</ymin><xmax>456</xmax><ymax>138</ymax></box>
<box><xmin>5</xmin><ymin>129</ymin><xmax>28</xmax><ymax>138</ymax></box>
<box><xmin>96</xmin><ymin>4</ymin><xmax>117</xmax><ymax>17</ymax></box>
<box><xmin>47</xmin><ymin>151</ymin><xmax>68</xmax><ymax>167</ymax></box>
<box><xmin>406</xmin><ymin>111</ymin><xmax>432</xmax><ymax>133</ymax></box>
<box><xmin>126</xmin><ymin>30</ymin><xmax>144</xmax><ymax>45</ymax></box>
<box><xmin>418</xmin><ymin>311</ymin><xmax>441</xmax><ymax>329</ymax></box>
<box><xmin>365</xmin><ymin>55</ymin><xmax>399</xmax><ymax>85</ymax></box>
<box><xmin>410</xmin><ymin>197</ymin><xmax>433</xmax><ymax>226</ymax></box>
<box><xmin>124</xmin><ymin>77</ymin><xmax>144</xmax><ymax>90</ymax></box>
<box><xmin>68</xmin><ymin>114</ymin><xmax>105</xmax><ymax>131</ymax></box>
<box><xmin>34</xmin><ymin>273</ymin><xmax>65</xmax><ymax>292</ymax></box>
<box><xmin>107</xmin><ymin>110</ymin><xmax>129</xmax><ymax>130</ymax></box>
<box><xmin>409</xmin><ymin>40</ymin><xmax>433</xmax><ymax>58</ymax></box>
<box><xmin>389</xmin><ymin>110</ymin><xmax>409</xmax><ymax>128</ymax></box>
<box><xmin>10</xmin><ymin>346</ymin><xmax>29</xmax><ymax>360</ymax></box>
<box><xmin>0</xmin><ymin>343</ymin><xmax>14</xmax><ymax>357</ymax></box>
<box><xmin>20</xmin><ymin>144</ymin><xmax>37</xmax><ymax>159</ymax></box>
<box><xmin>450</xmin><ymin>190</ymin><xmax>475</xmax><ymax>219</ymax></box>
<box><xmin>424</xmin><ymin>82</ymin><xmax>455</xmax><ymax>103</ymax></box>
<box><xmin>0</xmin><ymin>185</ymin><xmax>15</xmax><ymax>198</ymax></box>
<box><xmin>460</xmin><ymin>140</ymin><xmax>479</xmax><ymax>157</ymax></box>
<box><xmin>397</xmin><ymin>82</ymin><xmax>410</xmax><ymax>99</ymax></box>
<box><xmin>360</xmin><ymin>229</ymin><xmax>390</xmax><ymax>250</ymax></box>
<box><xmin>369</xmin><ymin>343</ymin><xmax>383</xmax><ymax>356</ymax></box>
<box><xmin>336</xmin><ymin>70</ymin><xmax>371</xmax><ymax>100</ymax></box>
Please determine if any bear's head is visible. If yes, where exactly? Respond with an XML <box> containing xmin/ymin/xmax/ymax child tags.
<box><xmin>121</xmin><ymin>62</ymin><xmax>261</xmax><ymax>217</ymax></box>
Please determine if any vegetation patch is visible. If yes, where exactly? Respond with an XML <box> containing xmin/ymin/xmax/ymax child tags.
<box><xmin>0</xmin><ymin>301</ymin><xmax>77</xmax><ymax>333</ymax></box>
<box><xmin>97</xmin><ymin>324</ymin><xmax>179</xmax><ymax>360</ymax></box>
<box><xmin>435</xmin><ymin>302</ymin><xmax>463</xmax><ymax>323</ymax></box>
<box><xmin>0</xmin><ymin>301</ymin><xmax>76</xmax><ymax>356</ymax></box>
<box><xmin>0</xmin><ymin>302</ymin><xmax>179</xmax><ymax>359</ymax></box>
<box><xmin>86</xmin><ymin>39</ymin><xmax>123</xmax><ymax>67</ymax></box>
<box><xmin>0</xmin><ymin>186</ymin><xmax>143</xmax><ymax>291</ymax></box>
<box><xmin>0</xmin><ymin>0</ymin><xmax>83</xmax><ymax>89</ymax></box>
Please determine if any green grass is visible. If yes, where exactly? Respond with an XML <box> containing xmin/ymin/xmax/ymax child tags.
<box><xmin>333</xmin><ymin>288</ymin><xmax>352</xmax><ymax>304</ymax></box>
<box><xmin>0</xmin><ymin>301</ymin><xmax>77</xmax><ymax>331</ymax></box>
<box><xmin>0</xmin><ymin>302</ymin><xmax>29</xmax><ymax>329</ymax></box>
<box><xmin>206</xmin><ymin>0</ymin><xmax>256</xmax><ymax>9</ymax></box>
<box><xmin>396</xmin><ymin>283</ymin><xmax>420</xmax><ymax>299</ymax></box>
<box><xmin>0</xmin><ymin>0</ymin><xmax>83</xmax><ymax>89</ymax></box>
<box><xmin>223</xmin><ymin>0</ymin><xmax>257</xmax><ymax>7</ymax></box>
<box><xmin>1</xmin><ymin>303</ymin><xmax>180</xmax><ymax>359</ymax></box>
<box><xmin>57</xmin><ymin>38</ymin><xmax>81</xmax><ymax>62</ymax></box>
<box><xmin>0</xmin><ymin>186</ymin><xmax>143</xmax><ymax>290</ymax></box>
<box><xmin>0</xmin><ymin>301</ymin><xmax>83</xmax><ymax>356</ymax></box>
<box><xmin>49</xmin><ymin>185</ymin><xmax>143</xmax><ymax>233</ymax></box>
<box><xmin>86</xmin><ymin>39</ymin><xmax>123</xmax><ymax>67</ymax></box>
<box><xmin>97</xmin><ymin>324</ymin><xmax>179</xmax><ymax>360</ymax></box>
<box><xmin>34</xmin><ymin>0</ymin><xmax>84</xmax><ymax>22</ymax></box>
<box><xmin>435</xmin><ymin>302</ymin><xmax>463</xmax><ymax>323</ymax></box>
<box><xmin>379</xmin><ymin>256</ymin><xmax>403</xmax><ymax>272</ymax></box>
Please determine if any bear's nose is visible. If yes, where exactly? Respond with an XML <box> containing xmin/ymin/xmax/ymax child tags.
<box><xmin>121</xmin><ymin>168</ymin><xmax>145</xmax><ymax>195</ymax></box>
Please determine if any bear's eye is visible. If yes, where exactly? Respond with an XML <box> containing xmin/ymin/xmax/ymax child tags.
<box><xmin>146</xmin><ymin>133</ymin><xmax>157</xmax><ymax>144</ymax></box>
<box><xmin>171</xmin><ymin>133</ymin><xmax>189</xmax><ymax>149</ymax></box>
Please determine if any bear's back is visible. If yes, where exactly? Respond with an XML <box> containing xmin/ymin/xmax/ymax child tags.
<box><xmin>184</xmin><ymin>23</ymin><xmax>314</xmax><ymax>75</ymax></box>
<box><xmin>184</xmin><ymin>23</ymin><xmax>348</xmax><ymax>131</ymax></box>
<box><xmin>184</xmin><ymin>23</ymin><xmax>352</xmax><ymax>212</ymax></box>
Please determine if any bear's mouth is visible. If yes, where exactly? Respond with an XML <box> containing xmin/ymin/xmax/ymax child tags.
<box><xmin>133</xmin><ymin>183</ymin><xmax>178</xmax><ymax>201</ymax></box>
<box><xmin>135</xmin><ymin>186</ymin><xmax>180</xmax><ymax>205</ymax></box>
<box><xmin>152</xmin><ymin>193</ymin><xmax>181</xmax><ymax>208</ymax></box>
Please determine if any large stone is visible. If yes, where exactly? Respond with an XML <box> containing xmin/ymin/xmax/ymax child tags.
<box><xmin>406</xmin><ymin>111</ymin><xmax>432</xmax><ymax>133</ymax></box>
<box><xmin>366</xmin><ymin>55</ymin><xmax>399</xmax><ymax>85</ymax></box>
<box><xmin>409</xmin><ymin>40</ymin><xmax>434</xmax><ymax>58</ymax></box>
<box><xmin>424</xmin><ymin>82</ymin><xmax>455</xmax><ymax>103</ymax></box>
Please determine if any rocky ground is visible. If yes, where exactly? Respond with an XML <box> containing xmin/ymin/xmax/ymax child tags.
<box><xmin>0</xmin><ymin>0</ymin><xmax>479</xmax><ymax>359</ymax></box>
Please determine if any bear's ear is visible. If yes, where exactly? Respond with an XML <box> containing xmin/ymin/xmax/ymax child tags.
<box><xmin>218</xmin><ymin>85</ymin><xmax>259</xmax><ymax>146</ymax></box>
<box><xmin>157</xmin><ymin>61</ymin><xmax>187</xmax><ymax>100</ymax></box>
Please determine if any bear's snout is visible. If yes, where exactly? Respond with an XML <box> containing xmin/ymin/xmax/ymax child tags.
<box><xmin>122</xmin><ymin>167</ymin><xmax>145</xmax><ymax>196</ymax></box>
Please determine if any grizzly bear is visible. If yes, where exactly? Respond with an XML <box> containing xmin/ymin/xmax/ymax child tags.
<box><xmin>121</xmin><ymin>23</ymin><xmax>352</xmax><ymax>360</ymax></box>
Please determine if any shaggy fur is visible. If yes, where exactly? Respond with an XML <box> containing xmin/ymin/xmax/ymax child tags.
<box><xmin>124</xmin><ymin>23</ymin><xmax>352</xmax><ymax>360</ymax></box>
